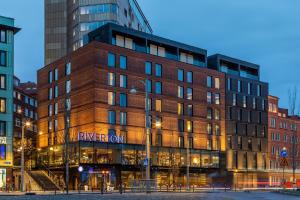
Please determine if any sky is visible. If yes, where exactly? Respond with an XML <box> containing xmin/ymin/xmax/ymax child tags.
<box><xmin>0</xmin><ymin>0</ymin><xmax>300</xmax><ymax>109</ymax></box>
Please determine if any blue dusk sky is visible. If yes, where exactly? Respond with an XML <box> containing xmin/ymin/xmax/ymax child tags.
<box><xmin>0</xmin><ymin>0</ymin><xmax>300</xmax><ymax>109</ymax></box>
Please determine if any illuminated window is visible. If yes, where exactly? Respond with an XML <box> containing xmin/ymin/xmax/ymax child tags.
<box><xmin>215</xmin><ymin>93</ymin><xmax>220</xmax><ymax>105</ymax></box>
<box><xmin>207</xmin><ymin>92</ymin><xmax>212</xmax><ymax>103</ymax></box>
<box><xmin>0</xmin><ymin>98</ymin><xmax>5</xmax><ymax>113</ymax></box>
<box><xmin>155</xmin><ymin>99</ymin><xmax>161</xmax><ymax>112</ymax></box>
<box><xmin>107</xmin><ymin>72</ymin><xmax>115</xmax><ymax>86</ymax></box>
<box><xmin>108</xmin><ymin>92</ymin><xmax>115</xmax><ymax>105</ymax></box>
<box><xmin>187</xmin><ymin>120</ymin><xmax>193</xmax><ymax>133</ymax></box>
<box><xmin>215</xmin><ymin>78</ymin><xmax>220</xmax><ymax>89</ymax></box>
<box><xmin>187</xmin><ymin>88</ymin><xmax>193</xmax><ymax>100</ymax></box>
<box><xmin>120</xmin><ymin>75</ymin><xmax>127</xmax><ymax>88</ymax></box>
<box><xmin>178</xmin><ymin>136</ymin><xmax>184</xmax><ymax>148</ymax></box>
<box><xmin>207</xmin><ymin>123</ymin><xmax>212</xmax><ymax>135</ymax></box>
<box><xmin>178</xmin><ymin>103</ymin><xmax>183</xmax><ymax>115</ymax></box>
<box><xmin>178</xmin><ymin>86</ymin><xmax>184</xmax><ymax>98</ymax></box>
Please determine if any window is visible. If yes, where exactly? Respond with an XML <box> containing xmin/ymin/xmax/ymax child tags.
<box><xmin>187</xmin><ymin>104</ymin><xmax>193</xmax><ymax>116</ymax></box>
<box><xmin>120</xmin><ymin>56</ymin><xmax>127</xmax><ymax>69</ymax></box>
<box><xmin>207</xmin><ymin>92</ymin><xmax>212</xmax><ymax>103</ymax></box>
<box><xmin>215</xmin><ymin>109</ymin><xmax>220</xmax><ymax>120</ymax></box>
<box><xmin>0</xmin><ymin>51</ymin><xmax>7</xmax><ymax>66</ymax></box>
<box><xmin>238</xmin><ymin>136</ymin><xmax>242</xmax><ymax>149</ymax></box>
<box><xmin>146</xmin><ymin>79</ymin><xmax>152</xmax><ymax>93</ymax></box>
<box><xmin>232</xmin><ymin>93</ymin><xmax>237</xmax><ymax>106</ymax></box>
<box><xmin>178</xmin><ymin>119</ymin><xmax>184</xmax><ymax>132</ymax></box>
<box><xmin>188</xmin><ymin>137</ymin><xmax>193</xmax><ymax>149</ymax></box>
<box><xmin>257</xmin><ymin>85</ymin><xmax>261</xmax><ymax>96</ymax></box>
<box><xmin>178</xmin><ymin>103</ymin><xmax>184</xmax><ymax>115</ymax></box>
<box><xmin>253</xmin><ymin>97</ymin><xmax>256</xmax><ymax>109</ymax></box>
<box><xmin>54</xmin><ymin>85</ymin><xmax>58</xmax><ymax>98</ymax></box>
<box><xmin>66</xmin><ymin>80</ymin><xmax>71</xmax><ymax>93</ymax></box>
<box><xmin>0</xmin><ymin>30</ymin><xmax>6</xmax><ymax>43</ymax></box>
<box><xmin>178</xmin><ymin>69</ymin><xmax>184</xmax><ymax>81</ymax></box>
<box><xmin>0</xmin><ymin>145</ymin><xmax>6</xmax><ymax>160</ymax></box>
<box><xmin>155</xmin><ymin>82</ymin><xmax>162</xmax><ymax>94</ymax></box>
<box><xmin>227</xmin><ymin>78</ymin><xmax>231</xmax><ymax>91</ymax></box>
<box><xmin>120</xmin><ymin>112</ymin><xmax>127</xmax><ymax>125</ymax></box>
<box><xmin>54</xmin><ymin>68</ymin><xmax>58</xmax><ymax>81</ymax></box>
<box><xmin>108</xmin><ymin>110</ymin><xmax>116</xmax><ymax>124</ymax></box>
<box><xmin>243</xmin><ymin>96</ymin><xmax>247</xmax><ymax>108</ymax></box>
<box><xmin>243</xmin><ymin>153</ymin><xmax>248</xmax><ymax>169</ymax></box>
<box><xmin>248</xmin><ymin>138</ymin><xmax>252</xmax><ymax>150</ymax></box>
<box><xmin>108</xmin><ymin>53</ymin><xmax>116</xmax><ymax>67</ymax></box>
<box><xmin>186</xmin><ymin>88</ymin><xmax>193</xmax><ymax>100</ymax></box>
<box><xmin>207</xmin><ymin>108</ymin><xmax>213</xmax><ymax>119</ymax></box>
<box><xmin>0</xmin><ymin>121</ymin><xmax>6</xmax><ymax>136</ymax></box>
<box><xmin>207</xmin><ymin>139</ymin><xmax>212</xmax><ymax>150</ymax></box>
<box><xmin>207</xmin><ymin>123</ymin><xmax>212</xmax><ymax>135</ymax></box>
<box><xmin>227</xmin><ymin>136</ymin><xmax>232</xmax><ymax>149</ymax></box>
<box><xmin>107</xmin><ymin>72</ymin><xmax>115</xmax><ymax>86</ymax></box>
<box><xmin>65</xmin><ymin>62</ymin><xmax>71</xmax><ymax>75</ymax></box>
<box><xmin>155</xmin><ymin>64</ymin><xmax>162</xmax><ymax>77</ymax></box>
<box><xmin>65</xmin><ymin>98</ymin><xmax>71</xmax><ymax>111</ymax></box>
<box><xmin>0</xmin><ymin>75</ymin><xmax>6</xmax><ymax>89</ymax></box>
<box><xmin>120</xmin><ymin>93</ymin><xmax>127</xmax><ymax>107</ymax></box>
<box><xmin>48</xmin><ymin>71</ymin><xmax>53</xmax><ymax>83</ymax></box>
<box><xmin>145</xmin><ymin>62</ymin><xmax>152</xmax><ymax>75</ymax></box>
<box><xmin>155</xmin><ymin>100</ymin><xmax>161</xmax><ymax>112</ymax></box>
<box><xmin>54</xmin><ymin>103</ymin><xmax>58</xmax><ymax>115</ymax></box>
<box><xmin>178</xmin><ymin>86</ymin><xmax>184</xmax><ymax>98</ymax></box>
<box><xmin>48</xmin><ymin>104</ymin><xmax>53</xmax><ymax>116</ymax></box>
<box><xmin>0</xmin><ymin>98</ymin><xmax>6</xmax><ymax>113</ymax></box>
<box><xmin>270</xmin><ymin>118</ymin><xmax>276</xmax><ymax>128</ymax></box>
<box><xmin>248</xmin><ymin>83</ymin><xmax>251</xmax><ymax>95</ymax></box>
<box><xmin>238</xmin><ymin>80</ymin><xmax>241</xmax><ymax>92</ymax></box>
<box><xmin>215</xmin><ymin>125</ymin><xmax>220</xmax><ymax>135</ymax></box>
<box><xmin>215</xmin><ymin>93</ymin><xmax>220</xmax><ymax>105</ymax></box>
<box><xmin>54</xmin><ymin>119</ymin><xmax>58</xmax><ymax>132</ymax></box>
<box><xmin>120</xmin><ymin>75</ymin><xmax>127</xmax><ymax>88</ymax></box>
<box><xmin>178</xmin><ymin>136</ymin><xmax>184</xmax><ymax>148</ymax></box>
<box><xmin>108</xmin><ymin>92</ymin><xmax>116</xmax><ymax>105</ymax></box>
<box><xmin>48</xmin><ymin>121</ymin><xmax>52</xmax><ymax>133</ymax></box>
<box><xmin>187</xmin><ymin>121</ymin><xmax>193</xmax><ymax>133</ymax></box>
<box><xmin>207</xmin><ymin>76</ymin><xmax>212</xmax><ymax>88</ymax></box>
<box><xmin>187</xmin><ymin>71</ymin><xmax>193</xmax><ymax>83</ymax></box>
<box><xmin>157</xmin><ymin>134</ymin><xmax>162</xmax><ymax>146</ymax></box>
<box><xmin>215</xmin><ymin>78</ymin><xmax>220</xmax><ymax>89</ymax></box>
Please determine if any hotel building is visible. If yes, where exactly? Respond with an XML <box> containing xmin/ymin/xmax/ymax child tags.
<box><xmin>268</xmin><ymin>95</ymin><xmax>300</xmax><ymax>186</ymax></box>
<box><xmin>208</xmin><ymin>55</ymin><xmax>269</xmax><ymax>188</ymax></box>
<box><xmin>38</xmin><ymin>23</ymin><xmax>226</xmax><ymax>189</ymax></box>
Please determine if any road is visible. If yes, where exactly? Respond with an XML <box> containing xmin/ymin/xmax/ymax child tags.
<box><xmin>0</xmin><ymin>191</ymin><xmax>298</xmax><ymax>200</ymax></box>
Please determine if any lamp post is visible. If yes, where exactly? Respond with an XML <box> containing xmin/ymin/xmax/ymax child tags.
<box><xmin>130</xmin><ymin>80</ymin><xmax>151</xmax><ymax>193</ymax></box>
<box><xmin>21</xmin><ymin>120</ymin><xmax>31</xmax><ymax>192</ymax></box>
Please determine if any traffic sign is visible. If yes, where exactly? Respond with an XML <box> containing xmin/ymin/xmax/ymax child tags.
<box><xmin>143</xmin><ymin>158</ymin><xmax>148</xmax><ymax>166</ymax></box>
<box><xmin>280</xmin><ymin>149</ymin><xmax>287</xmax><ymax>158</ymax></box>
<box><xmin>280</xmin><ymin>157</ymin><xmax>289</xmax><ymax>167</ymax></box>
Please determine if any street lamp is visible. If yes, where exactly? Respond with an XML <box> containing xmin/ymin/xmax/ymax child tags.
<box><xmin>21</xmin><ymin>120</ymin><xmax>31</xmax><ymax>192</ymax></box>
<box><xmin>130</xmin><ymin>80</ymin><xmax>151</xmax><ymax>193</ymax></box>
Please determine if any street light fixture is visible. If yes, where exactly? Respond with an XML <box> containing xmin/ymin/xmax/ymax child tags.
<box><xmin>130</xmin><ymin>80</ymin><xmax>151</xmax><ymax>193</ymax></box>
<box><xmin>21</xmin><ymin>120</ymin><xmax>31</xmax><ymax>192</ymax></box>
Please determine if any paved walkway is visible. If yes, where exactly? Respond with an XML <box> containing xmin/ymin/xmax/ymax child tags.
<box><xmin>0</xmin><ymin>191</ymin><xmax>298</xmax><ymax>200</ymax></box>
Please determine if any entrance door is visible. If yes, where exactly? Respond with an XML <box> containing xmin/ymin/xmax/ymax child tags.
<box><xmin>0</xmin><ymin>169</ymin><xmax>6</xmax><ymax>188</ymax></box>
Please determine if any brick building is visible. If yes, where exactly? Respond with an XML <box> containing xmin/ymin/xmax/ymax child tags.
<box><xmin>268</xmin><ymin>95</ymin><xmax>300</xmax><ymax>186</ymax></box>
<box><xmin>37</xmin><ymin>23</ymin><xmax>226</xmax><ymax>189</ymax></box>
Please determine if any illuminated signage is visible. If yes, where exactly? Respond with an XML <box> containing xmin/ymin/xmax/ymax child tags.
<box><xmin>0</xmin><ymin>137</ymin><xmax>6</xmax><ymax>144</ymax></box>
<box><xmin>78</xmin><ymin>132</ymin><xmax>124</xmax><ymax>143</ymax></box>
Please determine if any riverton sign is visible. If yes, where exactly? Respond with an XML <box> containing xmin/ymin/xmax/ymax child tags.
<box><xmin>78</xmin><ymin>132</ymin><xmax>124</xmax><ymax>143</ymax></box>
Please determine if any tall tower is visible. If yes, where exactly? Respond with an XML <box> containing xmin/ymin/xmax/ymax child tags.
<box><xmin>44</xmin><ymin>0</ymin><xmax>152</xmax><ymax>65</ymax></box>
